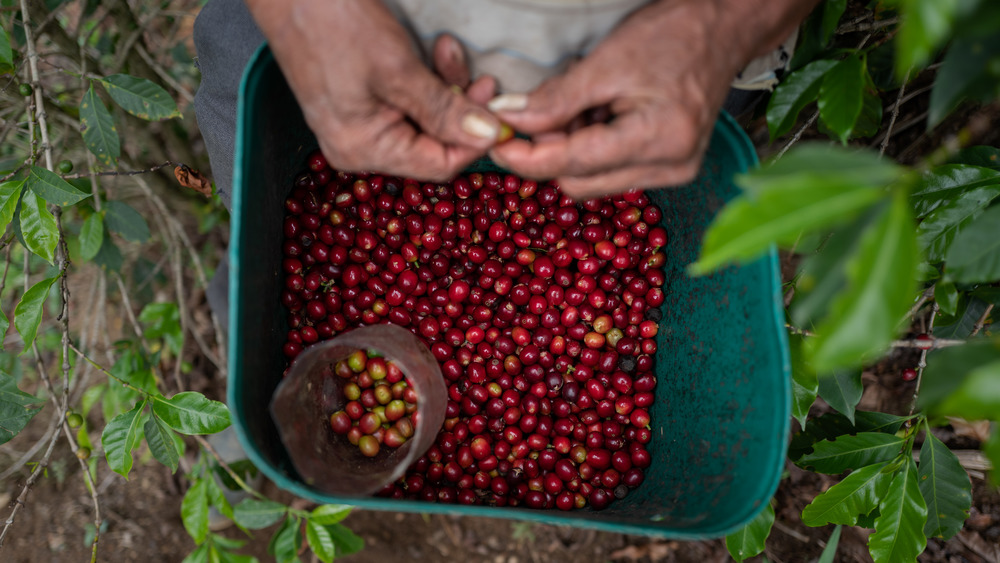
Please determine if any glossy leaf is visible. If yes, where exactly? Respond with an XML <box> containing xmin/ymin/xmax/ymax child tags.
<box><xmin>950</xmin><ymin>146</ymin><xmax>1000</xmax><ymax>171</ymax></box>
<box><xmin>797</xmin><ymin>432</ymin><xmax>906</xmax><ymax>474</ymax></box>
<box><xmin>306</xmin><ymin>520</ymin><xmax>335</xmax><ymax>563</ymax></box>
<box><xmin>144</xmin><ymin>413</ymin><xmax>179</xmax><ymax>473</ymax></box>
<box><xmin>725</xmin><ymin>502</ymin><xmax>774</xmax><ymax>562</ymax></box>
<box><xmin>821</xmin><ymin>0</ymin><xmax>847</xmax><ymax>43</ymax></box>
<box><xmin>104</xmin><ymin>200</ymin><xmax>150</xmax><ymax>243</ymax></box>
<box><xmin>928</xmin><ymin>34</ymin><xmax>1000</xmax><ymax>127</ymax></box>
<box><xmin>869</xmin><ymin>460</ymin><xmax>927</xmax><ymax>563</ymax></box>
<box><xmin>802</xmin><ymin>462</ymin><xmax>893</xmax><ymax>526</ymax></box>
<box><xmin>0</xmin><ymin>371</ymin><xmax>44</xmax><ymax>445</ymax></box>
<box><xmin>204</xmin><ymin>474</ymin><xmax>234</xmax><ymax>522</ymax></box>
<box><xmin>739</xmin><ymin>145</ymin><xmax>904</xmax><ymax>195</ymax></box>
<box><xmin>0</xmin><ymin>180</ymin><xmax>24</xmax><ymax>236</ymax></box>
<box><xmin>182</xmin><ymin>478</ymin><xmax>209</xmax><ymax>545</ymax></box>
<box><xmin>945</xmin><ymin>204</ymin><xmax>1000</xmax><ymax>283</ymax></box>
<box><xmin>911</xmin><ymin>165</ymin><xmax>1000</xmax><ymax>215</ymax></box>
<box><xmin>13</xmin><ymin>276</ymin><xmax>59</xmax><ymax>353</ymax></box>
<box><xmin>151</xmin><ymin>392</ymin><xmax>231</xmax><ymax>435</ymax></box>
<box><xmin>818</xmin><ymin>526</ymin><xmax>842</xmax><ymax>563</ymax></box>
<box><xmin>933</xmin><ymin>280</ymin><xmax>959</xmax><ymax>317</ymax></box>
<box><xmin>232</xmin><ymin>499</ymin><xmax>286</xmax><ymax>530</ymax></box>
<box><xmin>918</xmin><ymin>431</ymin><xmax>971</xmax><ymax>540</ymax></box>
<box><xmin>807</xmin><ymin>192</ymin><xmax>919</xmax><ymax>372</ymax></box>
<box><xmin>788</xmin><ymin>410</ymin><xmax>909</xmax><ymax>461</ymax></box>
<box><xmin>933</xmin><ymin>296</ymin><xmax>990</xmax><ymax>339</ymax></box>
<box><xmin>101</xmin><ymin>401</ymin><xmax>145</xmax><ymax>478</ymax></box>
<box><xmin>268</xmin><ymin>515</ymin><xmax>301</xmax><ymax>563</ymax></box>
<box><xmin>79</xmin><ymin>213</ymin><xmax>104</xmax><ymax>262</ymax></box>
<box><xmin>789</xmin><ymin>334</ymin><xmax>818</xmax><ymax>429</ymax></box>
<box><xmin>767</xmin><ymin>59</ymin><xmax>838</xmax><ymax>140</ymax></box>
<box><xmin>818</xmin><ymin>54</ymin><xmax>865</xmax><ymax>143</ymax></box>
<box><xmin>99</xmin><ymin>74</ymin><xmax>181</xmax><ymax>121</ymax></box>
<box><xmin>181</xmin><ymin>542</ymin><xmax>209</xmax><ymax>563</ymax></box>
<box><xmin>79</xmin><ymin>84</ymin><xmax>120</xmax><ymax>168</ymax></box>
<box><xmin>917</xmin><ymin>194</ymin><xmax>999</xmax><ymax>262</ymax></box>
<box><xmin>897</xmin><ymin>0</ymin><xmax>960</xmax><ymax>74</ymax></box>
<box><xmin>309</xmin><ymin>504</ymin><xmax>352</xmax><ymax>526</ymax></box>
<box><xmin>19</xmin><ymin>192</ymin><xmax>58</xmax><ymax>264</ymax></box>
<box><xmin>817</xmin><ymin>369</ymin><xmax>863</xmax><ymax>424</ymax></box>
<box><xmin>25</xmin><ymin>166</ymin><xmax>90</xmax><ymax>207</ymax></box>
<box><xmin>326</xmin><ymin>523</ymin><xmax>364</xmax><ymax>557</ymax></box>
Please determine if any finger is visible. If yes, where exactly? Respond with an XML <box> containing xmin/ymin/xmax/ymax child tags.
<box><xmin>556</xmin><ymin>161</ymin><xmax>704</xmax><ymax>200</ymax></box>
<box><xmin>356</xmin><ymin>114</ymin><xmax>485</xmax><ymax>181</ymax></box>
<box><xmin>432</xmin><ymin>33</ymin><xmax>470</xmax><ymax>88</ymax></box>
<box><xmin>376</xmin><ymin>59</ymin><xmax>501</xmax><ymax>150</ymax></box>
<box><xmin>466</xmin><ymin>75</ymin><xmax>497</xmax><ymax>106</ymax></box>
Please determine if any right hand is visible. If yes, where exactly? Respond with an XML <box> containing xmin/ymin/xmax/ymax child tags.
<box><xmin>245</xmin><ymin>0</ymin><xmax>501</xmax><ymax>181</ymax></box>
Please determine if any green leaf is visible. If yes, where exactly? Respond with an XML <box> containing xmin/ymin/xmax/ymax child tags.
<box><xmin>797</xmin><ymin>432</ymin><xmax>906</xmax><ymax>474</ymax></box>
<box><xmin>79</xmin><ymin>84</ymin><xmax>120</xmax><ymax>168</ymax></box>
<box><xmin>767</xmin><ymin>59</ymin><xmax>838</xmax><ymax>141</ymax></box>
<box><xmin>25</xmin><ymin>166</ymin><xmax>90</xmax><ymax>207</ymax></box>
<box><xmin>868</xmin><ymin>460</ymin><xmax>928</xmax><ymax>563</ymax></box>
<box><xmin>326</xmin><ymin>523</ymin><xmax>364</xmax><ymax>557</ymax></box>
<box><xmin>911</xmin><ymin>165</ymin><xmax>1000</xmax><ymax>215</ymax></box>
<box><xmin>139</xmin><ymin>301</ymin><xmax>182</xmax><ymax>354</ymax></box>
<box><xmin>802</xmin><ymin>462</ymin><xmax>894</xmax><ymax>526</ymax></box>
<box><xmin>919</xmin><ymin>340</ymin><xmax>1000</xmax><ymax>409</ymax></box>
<box><xmin>79</xmin><ymin>213</ymin><xmax>104</xmax><ymax>262</ymax></box>
<box><xmin>232</xmin><ymin>499</ymin><xmax>287</xmax><ymax>530</ymax></box>
<box><xmin>0</xmin><ymin>25</ymin><xmax>12</xmax><ymax>74</ymax></box>
<box><xmin>931</xmin><ymin>360</ymin><xmax>1000</xmax><ymax>420</ymax></box>
<box><xmin>182</xmin><ymin>542</ymin><xmax>210</xmax><ymax>563</ymax></box>
<box><xmin>897</xmin><ymin>0</ymin><xmax>961</xmax><ymax>74</ymax></box>
<box><xmin>950</xmin><ymin>146</ymin><xmax>1000</xmax><ymax>171</ymax></box>
<box><xmin>144</xmin><ymin>413</ymin><xmax>179</xmax><ymax>473</ymax></box>
<box><xmin>306</xmin><ymin>520</ymin><xmax>335</xmax><ymax>563</ymax></box>
<box><xmin>104</xmin><ymin>200</ymin><xmax>150</xmax><ymax>243</ymax></box>
<box><xmin>817</xmin><ymin>369</ymin><xmax>863</xmax><ymax>424</ymax></box>
<box><xmin>820</xmin><ymin>0</ymin><xmax>847</xmax><ymax>44</ymax></box>
<box><xmin>182</xmin><ymin>478</ymin><xmax>210</xmax><ymax>545</ymax></box>
<box><xmin>818</xmin><ymin>55</ymin><xmax>865</xmax><ymax>144</ymax></box>
<box><xmin>934</xmin><ymin>280</ymin><xmax>959</xmax><ymax>317</ymax></box>
<box><xmin>92</xmin><ymin>229</ymin><xmax>122</xmax><ymax>272</ymax></box>
<box><xmin>807</xmin><ymin>192</ymin><xmax>919</xmax><ymax>372</ymax></box>
<box><xmin>0</xmin><ymin>180</ymin><xmax>24</xmax><ymax>236</ymax></box>
<box><xmin>933</xmin><ymin>296</ymin><xmax>990</xmax><ymax>339</ymax></box>
<box><xmin>739</xmin><ymin>144</ymin><xmax>905</xmax><ymax>195</ymax></box>
<box><xmin>945</xmin><ymin>204</ymin><xmax>1000</xmax><ymax>283</ymax></box>
<box><xmin>13</xmin><ymin>276</ymin><xmax>59</xmax><ymax>352</ymax></box>
<box><xmin>309</xmin><ymin>504</ymin><xmax>352</xmax><ymax>525</ymax></box>
<box><xmin>101</xmin><ymin>401</ymin><xmax>145</xmax><ymax>478</ymax></box>
<box><xmin>204</xmin><ymin>474</ymin><xmax>234</xmax><ymax>522</ymax></box>
<box><xmin>789</xmin><ymin>334</ymin><xmax>818</xmax><ymax>429</ymax></box>
<box><xmin>927</xmin><ymin>34</ymin><xmax>1000</xmax><ymax>127</ymax></box>
<box><xmin>789</xmin><ymin>410</ymin><xmax>911</xmax><ymax>461</ymax></box>
<box><xmin>919</xmin><ymin>431</ymin><xmax>972</xmax><ymax>540</ymax></box>
<box><xmin>19</xmin><ymin>192</ymin><xmax>58</xmax><ymax>264</ymax></box>
<box><xmin>0</xmin><ymin>371</ymin><xmax>44</xmax><ymax>445</ymax></box>
<box><xmin>268</xmin><ymin>515</ymin><xmax>301</xmax><ymax>563</ymax></box>
<box><xmin>818</xmin><ymin>525</ymin><xmax>842</xmax><ymax>563</ymax></box>
<box><xmin>99</xmin><ymin>74</ymin><xmax>181</xmax><ymax>121</ymax></box>
<box><xmin>725</xmin><ymin>502</ymin><xmax>774</xmax><ymax>562</ymax></box>
<box><xmin>985</xmin><ymin>430</ymin><xmax>1000</xmax><ymax>486</ymax></box>
<box><xmin>916</xmin><ymin>187</ymin><xmax>1000</xmax><ymax>262</ymax></box>
<box><xmin>151</xmin><ymin>392</ymin><xmax>231</xmax><ymax>435</ymax></box>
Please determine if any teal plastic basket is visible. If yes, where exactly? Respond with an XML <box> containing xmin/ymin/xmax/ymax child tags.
<box><xmin>229</xmin><ymin>45</ymin><xmax>790</xmax><ymax>538</ymax></box>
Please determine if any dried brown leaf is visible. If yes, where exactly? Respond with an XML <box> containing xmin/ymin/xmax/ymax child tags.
<box><xmin>948</xmin><ymin>417</ymin><xmax>993</xmax><ymax>442</ymax></box>
<box><xmin>174</xmin><ymin>164</ymin><xmax>212</xmax><ymax>196</ymax></box>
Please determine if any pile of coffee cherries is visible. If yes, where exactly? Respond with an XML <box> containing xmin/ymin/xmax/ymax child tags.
<box><xmin>281</xmin><ymin>150</ymin><xmax>667</xmax><ymax>510</ymax></box>
<box><xmin>327</xmin><ymin>349</ymin><xmax>419</xmax><ymax>458</ymax></box>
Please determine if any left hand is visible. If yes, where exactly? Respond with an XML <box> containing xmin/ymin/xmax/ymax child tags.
<box><xmin>487</xmin><ymin>0</ymin><xmax>817</xmax><ymax>199</ymax></box>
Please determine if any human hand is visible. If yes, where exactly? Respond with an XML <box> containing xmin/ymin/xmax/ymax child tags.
<box><xmin>245</xmin><ymin>0</ymin><xmax>501</xmax><ymax>181</ymax></box>
<box><xmin>487</xmin><ymin>0</ymin><xmax>817</xmax><ymax>199</ymax></box>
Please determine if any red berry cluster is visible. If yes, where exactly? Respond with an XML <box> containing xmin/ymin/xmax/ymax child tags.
<box><xmin>328</xmin><ymin>350</ymin><xmax>419</xmax><ymax>458</ymax></box>
<box><xmin>281</xmin><ymin>150</ymin><xmax>667</xmax><ymax>511</ymax></box>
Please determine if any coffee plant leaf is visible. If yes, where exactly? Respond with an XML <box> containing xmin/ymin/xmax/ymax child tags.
<box><xmin>139</xmin><ymin>301</ymin><xmax>182</xmax><ymax>354</ymax></box>
<box><xmin>802</xmin><ymin>462</ymin><xmax>893</xmax><ymax>526</ymax></box>
<box><xmin>213</xmin><ymin>544</ymin><xmax>257</xmax><ymax>563</ymax></box>
<box><xmin>99</xmin><ymin>73</ymin><xmax>180</xmax><ymax>121</ymax></box>
<box><xmin>797</xmin><ymin>432</ymin><xmax>906</xmax><ymax>474</ymax></box>
<box><xmin>724</xmin><ymin>502</ymin><xmax>774</xmax><ymax>562</ymax></box>
<box><xmin>233</xmin><ymin>499</ymin><xmax>287</xmax><ymax>530</ymax></box>
<box><xmin>181</xmin><ymin>542</ymin><xmax>209</xmax><ymax>563</ymax></box>
<box><xmin>933</xmin><ymin>296</ymin><xmax>991</xmax><ymax>339</ymax></box>
<box><xmin>740</xmin><ymin>144</ymin><xmax>905</xmax><ymax>195</ymax></box>
<box><xmin>268</xmin><ymin>515</ymin><xmax>301</xmax><ymax>563</ymax></box>
<box><xmin>933</xmin><ymin>279</ymin><xmax>959</xmax><ymax>317</ymax></box>
<box><xmin>818</xmin><ymin>525</ymin><xmax>842</xmax><ymax>563</ymax></box>
<box><xmin>808</xmin><ymin>191</ymin><xmax>919</xmax><ymax>372</ymax></box>
<box><xmin>0</xmin><ymin>180</ymin><xmax>24</xmax><ymax>236</ymax></box>
<box><xmin>204</xmin><ymin>473</ymin><xmax>234</xmax><ymax>522</ymax></box>
<box><xmin>79</xmin><ymin>84</ymin><xmax>120</xmax><ymax>168</ymax></box>
<box><xmin>92</xmin><ymin>229</ymin><xmax>122</xmax><ymax>272</ymax></box>
<box><xmin>984</xmin><ymin>430</ymin><xmax>1000</xmax><ymax>486</ymax></box>
<box><xmin>820</xmin><ymin>0</ymin><xmax>847</xmax><ymax>44</ymax></box>
<box><xmin>928</xmin><ymin>34</ymin><xmax>1000</xmax><ymax>127</ymax></box>
<box><xmin>818</xmin><ymin>54</ymin><xmax>866</xmax><ymax>144</ymax></box>
<box><xmin>152</xmin><ymin>391</ymin><xmax>230</xmax><ymax>435</ymax></box>
<box><xmin>25</xmin><ymin>166</ymin><xmax>90</xmax><ymax>207</ymax></box>
<box><xmin>0</xmin><ymin>371</ymin><xmax>44</xmax><ymax>445</ymax></box>
<box><xmin>326</xmin><ymin>523</ymin><xmax>364</xmax><ymax>557</ymax></box>
<box><xmin>945</xmin><ymin>204</ymin><xmax>1000</xmax><ymax>283</ymax></box>
<box><xmin>182</xmin><ymin>478</ymin><xmax>209</xmax><ymax>545</ymax></box>
<box><xmin>869</xmin><ymin>460</ymin><xmax>928</xmax><ymax>563</ymax></box>
<box><xmin>817</xmin><ymin>369</ymin><xmax>863</xmax><ymax>424</ymax></box>
<box><xmin>306</xmin><ymin>520</ymin><xmax>335</xmax><ymax>563</ymax></box>
<box><xmin>789</xmin><ymin>334</ymin><xmax>818</xmax><ymax>429</ymax></box>
<box><xmin>19</xmin><ymin>192</ymin><xmax>58</xmax><ymax>264</ymax></box>
<box><xmin>767</xmin><ymin>58</ymin><xmax>838</xmax><ymax>141</ymax></box>
<box><xmin>309</xmin><ymin>504</ymin><xmax>352</xmax><ymax>526</ymax></box>
<box><xmin>950</xmin><ymin>146</ymin><xmax>1000</xmax><ymax>171</ymax></box>
<box><xmin>0</xmin><ymin>25</ymin><xmax>11</xmax><ymax>74</ymax></box>
<box><xmin>896</xmin><ymin>0</ymin><xmax>961</xmax><ymax>75</ymax></box>
<box><xmin>928</xmin><ymin>360</ymin><xmax>1000</xmax><ymax>421</ymax></box>
<box><xmin>911</xmin><ymin>164</ymin><xmax>1000</xmax><ymax>215</ymax></box>
<box><xmin>143</xmin><ymin>412</ymin><xmax>179</xmax><ymax>473</ymax></box>
<box><xmin>101</xmin><ymin>400</ymin><xmax>145</xmax><ymax>479</ymax></box>
<box><xmin>13</xmin><ymin>276</ymin><xmax>58</xmax><ymax>353</ymax></box>
<box><xmin>79</xmin><ymin>212</ymin><xmax>104</xmax><ymax>262</ymax></box>
<box><xmin>103</xmin><ymin>200</ymin><xmax>150</xmax><ymax>243</ymax></box>
<box><xmin>918</xmin><ymin>430</ymin><xmax>972</xmax><ymax>540</ymax></box>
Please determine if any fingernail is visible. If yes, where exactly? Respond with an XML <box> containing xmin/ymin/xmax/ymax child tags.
<box><xmin>462</xmin><ymin>112</ymin><xmax>499</xmax><ymax>140</ymax></box>
<box><xmin>488</xmin><ymin>94</ymin><xmax>528</xmax><ymax>112</ymax></box>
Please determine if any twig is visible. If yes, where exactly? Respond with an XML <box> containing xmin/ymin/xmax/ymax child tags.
<box><xmin>879</xmin><ymin>67</ymin><xmax>912</xmax><ymax>157</ymax></box>
<box><xmin>0</xmin><ymin>409</ymin><xmax>63</xmax><ymax>548</ymax></box>
<box><xmin>193</xmin><ymin>435</ymin><xmax>268</xmax><ymax>500</ymax></box>
<box><xmin>969</xmin><ymin>304</ymin><xmax>994</xmax><ymax>338</ymax></box>
<box><xmin>905</xmin><ymin>286</ymin><xmax>935</xmax><ymax>322</ymax></box>
<box><xmin>909</xmin><ymin>304</ymin><xmax>939</xmax><ymax>419</ymax></box>
<box><xmin>775</xmin><ymin>111</ymin><xmax>819</xmax><ymax>160</ymax></box>
<box><xmin>136</xmin><ymin>44</ymin><xmax>194</xmax><ymax>104</ymax></box>
<box><xmin>837</xmin><ymin>16</ymin><xmax>899</xmax><ymax>34</ymax></box>
<box><xmin>60</xmin><ymin>161</ymin><xmax>182</xmax><ymax>180</ymax></box>
<box><xmin>0</xmin><ymin>415</ymin><xmax>59</xmax><ymax>482</ymax></box>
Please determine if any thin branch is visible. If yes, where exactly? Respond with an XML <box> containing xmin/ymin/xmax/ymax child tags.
<box><xmin>61</xmin><ymin>160</ymin><xmax>182</xmax><ymax>180</ymax></box>
<box><xmin>879</xmin><ymin>67</ymin><xmax>912</xmax><ymax>157</ymax></box>
<box><xmin>837</xmin><ymin>16</ymin><xmax>899</xmax><ymax>34</ymax></box>
<box><xmin>136</xmin><ymin>44</ymin><xmax>194</xmax><ymax>104</ymax></box>
<box><xmin>970</xmin><ymin>304</ymin><xmax>994</xmax><ymax>338</ymax></box>
<box><xmin>775</xmin><ymin>111</ymin><xmax>819</xmax><ymax>160</ymax></box>
<box><xmin>909</xmin><ymin>305</ymin><xmax>939</xmax><ymax>418</ymax></box>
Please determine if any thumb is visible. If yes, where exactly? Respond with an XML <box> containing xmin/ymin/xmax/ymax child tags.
<box><xmin>488</xmin><ymin>62</ymin><xmax>614</xmax><ymax>135</ymax></box>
